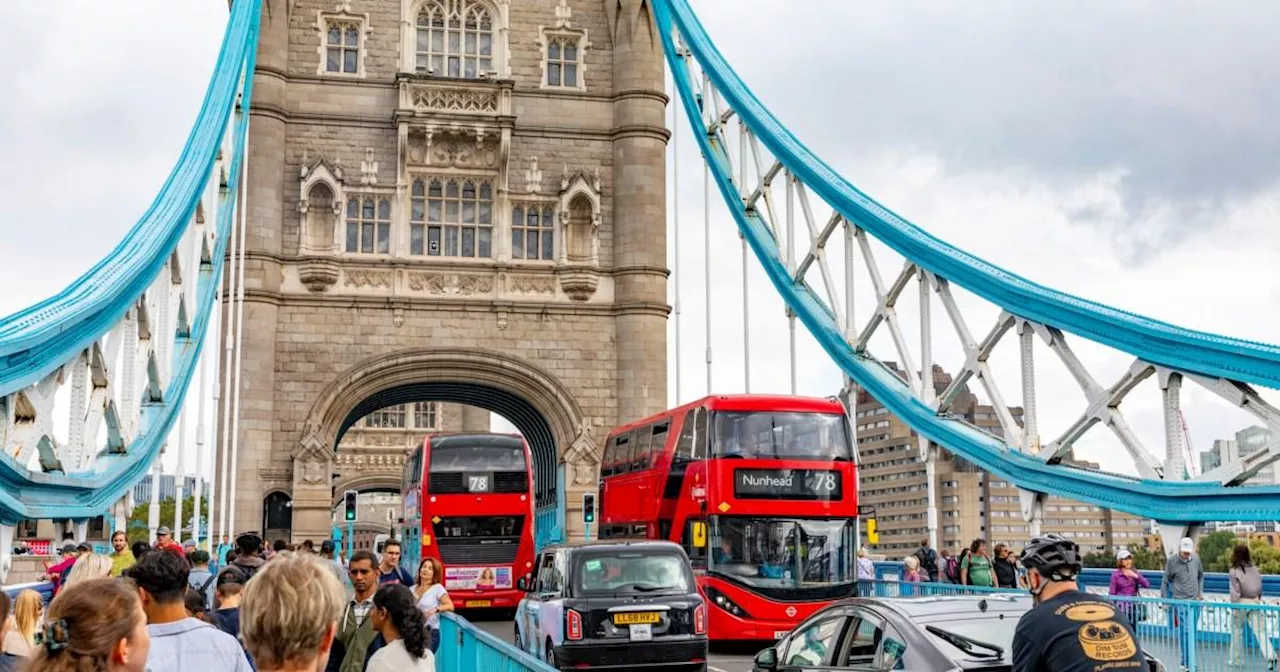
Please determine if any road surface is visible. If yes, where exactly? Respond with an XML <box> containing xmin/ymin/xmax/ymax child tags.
<box><xmin>471</xmin><ymin>613</ymin><xmax>758</xmax><ymax>672</ymax></box>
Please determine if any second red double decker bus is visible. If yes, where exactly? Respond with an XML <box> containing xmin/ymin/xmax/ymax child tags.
<box><xmin>597</xmin><ymin>395</ymin><xmax>857</xmax><ymax>642</ymax></box>
<box><xmin>403</xmin><ymin>433</ymin><xmax>536</xmax><ymax>611</ymax></box>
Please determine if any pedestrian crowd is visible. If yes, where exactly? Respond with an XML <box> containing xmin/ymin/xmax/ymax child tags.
<box><xmin>0</xmin><ymin>529</ymin><xmax>450</xmax><ymax>672</ymax></box>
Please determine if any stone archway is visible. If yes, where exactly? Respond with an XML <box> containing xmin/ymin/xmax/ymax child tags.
<box><xmin>290</xmin><ymin>347</ymin><xmax>598</xmax><ymax>541</ymax></box>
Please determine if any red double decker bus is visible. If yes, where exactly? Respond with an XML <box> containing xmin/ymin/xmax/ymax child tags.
<box><xmin>597</xmin><ymin>395</ymin><xmax>857</xmax><ymax>641</ymax></box>
<box><xmin>402</xmin><ymin>433</ymin><xmax>536</xmax><ymax>611</ymax></box>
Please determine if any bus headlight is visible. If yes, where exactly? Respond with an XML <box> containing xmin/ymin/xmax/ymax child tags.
<box><xmin>704</xmin><ymin>586</ymin><xmax>751</xmax><ymax>619</ymax></box>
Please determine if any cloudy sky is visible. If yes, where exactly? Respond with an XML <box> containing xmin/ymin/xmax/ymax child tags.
<box><xmin>2</xmin><ymin>1</ymin><xmax>1279</xmax><ymax>481</ymax></box>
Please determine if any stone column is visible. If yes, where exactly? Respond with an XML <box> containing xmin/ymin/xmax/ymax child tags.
<box><xmin>611</xmin><ymin>0</ymin><xmax>669</xmax><ymax>426</ymax></box>
<box><xmin>461</xmin><ymin>405</ymin><xmax>490</xmax><ymax>432</ymax></box>
<box><xmin>218</xmin><ymin>0</ymin><xmax>288</xmax><ymax>536</ymax></box>
<box><xmin>291</xmin><ymin>442</ymin><xmax>336</xmax><ymax>543</ymax></box>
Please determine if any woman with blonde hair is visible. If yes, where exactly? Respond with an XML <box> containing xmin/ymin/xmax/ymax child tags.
<box><xmin>412</xmin><ymin>557</ymin><xmax>453</xmax><ymax>654</ymax></box>
<box><xmin>25</xmin><ymin>578</ymin><xmax>151</xmax><ymax>672</ymax></box>
<box><xmin>2</xmin><ymin>589</ymin><xmax>42</xmax><ymax>656</ymax></box>
<box><xmin>62</xmin><ymin>553</ymin><xmax>113</xmax><ymax>588</ymax></box>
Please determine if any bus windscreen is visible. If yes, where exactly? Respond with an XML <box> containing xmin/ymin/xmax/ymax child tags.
<box><xmin>712</xmin><ymin>412</ymin><xmax>851</xmax><ymax>461</ymax></box>
<box><xmin>429</xmin><ymin>438</ymin><xmax>527</xmax><ymax>472</ymax></box>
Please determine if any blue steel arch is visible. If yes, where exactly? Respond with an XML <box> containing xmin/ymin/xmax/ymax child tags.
<box><xmin>653</xmin><ymin>0</ymin><xmax>1280</xmax><ymax>523</ymax></box>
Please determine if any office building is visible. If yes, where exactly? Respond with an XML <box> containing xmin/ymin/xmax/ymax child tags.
<box><xmin>857</xmin><ymin>364</ymin><xmax>1148</xmax><ymax>557</ymax></box>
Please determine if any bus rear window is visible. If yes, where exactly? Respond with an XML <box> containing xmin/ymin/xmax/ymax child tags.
<box><xmin>712</xmin><ymin>412</ymin><xmax>851</xmax><ymax>461</ymax></box>
<box><xmin>434</xmin><ymin>516</ymin><xmax>524</xmax><ymax>538</ymax></box>
<box><xmin>430</xmin><ymin>442</ymin><xmax>527</xmax><ymax>472</ymax></box>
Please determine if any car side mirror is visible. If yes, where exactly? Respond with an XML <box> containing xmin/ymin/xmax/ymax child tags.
<box><xmin>517</xmin><ymin>576</ymin><xmax>530</xmax><ymax>591</ymax></box>
<box><xmin>753</xmin><ymin>647</ymin><xmax>778</xmax><ymax>671</ymax></box>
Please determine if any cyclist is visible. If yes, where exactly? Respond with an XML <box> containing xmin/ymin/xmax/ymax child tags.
<box><xmin>1012</xmin><ymin>534</ymin><xmax>1147</xmax><ymax>672</ymax></box>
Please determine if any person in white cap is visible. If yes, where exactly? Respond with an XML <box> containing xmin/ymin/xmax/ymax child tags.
<box><xmin>1162</xmin><ymin>536</ymin><xmax>1203</xmax><ymax>671</ymax></box>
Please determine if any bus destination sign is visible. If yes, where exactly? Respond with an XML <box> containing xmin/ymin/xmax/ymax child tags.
<box><xmin>733</xmin><ymin>468</ymin><xmax>842</xmax><ymax>500</ymax></box>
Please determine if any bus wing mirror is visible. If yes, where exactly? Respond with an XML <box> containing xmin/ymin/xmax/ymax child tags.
<box><xmin>691</xmin><ymin>522</ymin><xmax>707</xmax><ymax>548</ymax></box>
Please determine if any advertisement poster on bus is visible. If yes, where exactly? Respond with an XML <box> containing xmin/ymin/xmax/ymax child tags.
<box><xmin>445</xmin><ymin>565</ymin><xmax>512</xmax><ymax>590</ymax></box>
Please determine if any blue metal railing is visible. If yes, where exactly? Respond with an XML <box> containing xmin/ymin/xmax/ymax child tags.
<box><xmin>438</xmin><ymin>613</ymin><xmax>554</xmax><ymax>672</ymax></box>
<box><xmin>866</xmin><ymin>569</ymin><xmax>1280</xmax><ymax>670</ymax></box>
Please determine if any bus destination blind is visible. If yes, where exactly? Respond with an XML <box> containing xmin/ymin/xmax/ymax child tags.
<box><xmin>733</xmin><ymin>468</ymin><xmax>841</xmax><ymax>500</ymax></box>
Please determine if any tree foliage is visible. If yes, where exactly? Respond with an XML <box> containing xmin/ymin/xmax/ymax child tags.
<box><xmin>1082</xmin><ymin>551</ymin><xmax>1116</xmax><ymax>569</ymax></box>
<box><xmin>1127</xmin><ymin>546</ymin><xmax>1165</xmax><ymax>571</ymax></box>
<box><xmin>1197</xmin><ymin>531</ymin><xmax>1238</xmax><ymax>572</ymax></box>
<box><xmin>125</xmin><ymin>496</ymin><xmax>210</xmax><ymax>545</ymax></box>
<box><xmin>1212</xmin><ymin>539</ymin><xmax>1280</xmax><ymax>575</ymax></box>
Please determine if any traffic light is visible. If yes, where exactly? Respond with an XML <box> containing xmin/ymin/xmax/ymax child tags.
<box><xmin>582</xmin><ymin>493</ymin><xmax>596</xmax><ymax>524</ymax></box>
<box><xmin>343</xmin><ymin>490</ymin><xmax>357</xmax><ymax>522</ymax></box>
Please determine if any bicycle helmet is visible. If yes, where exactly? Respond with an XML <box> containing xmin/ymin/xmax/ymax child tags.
<box><xmin>1019</xmin><ymin>534</ymin><xmax>1081</xmax><ymax>582</ymax></box>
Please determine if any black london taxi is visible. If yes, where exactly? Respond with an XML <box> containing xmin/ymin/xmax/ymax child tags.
<box><xmin>514</xmin><ymin>539</ymin><xmax>709</xmax><ymax>671</ymax></box>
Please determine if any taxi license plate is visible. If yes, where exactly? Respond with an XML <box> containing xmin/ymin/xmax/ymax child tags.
<box><xmin>773</xmin><ymin>630</ymin><xmax>789</xmax><ymax>639</ymax></box>
<box><xmin>465</xmin><ymin>600</ymin><xmax>492</xmax><ymax>608</ymax></box>
<box><xmin>613</xmin><ymin>612</ymin><xmax>660</xmax><ymax>625</ymax></box>
<box><xmin>629</xmin><ymin>624</ymin><xmax>652</xmax><ymax>641</ymax></box>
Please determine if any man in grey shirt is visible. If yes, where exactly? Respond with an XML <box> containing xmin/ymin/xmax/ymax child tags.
<box><xmin>1162</xmin><ymin>537</ymin><xmax>1204</xmax><ymax>672</ymax></box>
<box><xmin>131</xmin><ymin>547</ymin><xmax>252</xmax><ymax>671</ymax></box>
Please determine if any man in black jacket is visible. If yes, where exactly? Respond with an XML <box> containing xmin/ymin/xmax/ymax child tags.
<box><xmin>913</xmin><ymin>538</ymin><xmax>939</xmax><ymax>582</ymax></box>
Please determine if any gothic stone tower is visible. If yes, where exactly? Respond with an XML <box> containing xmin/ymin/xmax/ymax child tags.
<box><xmin>219</xmin><ymin>0</ymin><xmax>667</xmax><ymax>542</ymax></box>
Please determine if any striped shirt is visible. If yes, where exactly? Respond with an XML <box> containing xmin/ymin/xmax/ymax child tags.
<box><xmin>146</xmin><ymin>617</ymin><xmax>253</xmax><ymax>672</ymax></box>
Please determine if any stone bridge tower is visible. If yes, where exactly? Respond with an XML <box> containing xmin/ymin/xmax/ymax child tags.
<box><xmin>220</xmin><ymin>0</ymin><xmax>667</xmax><ymax>542</ymax></box>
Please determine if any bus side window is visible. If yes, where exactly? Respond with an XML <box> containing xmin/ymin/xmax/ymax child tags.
<box><xmin>616</xmin><ymin>432</ymin><xmax>634</xmax><ymax>474</ymax></box>
<box><xmin>649</xmin><ymin>420</ymin><xmax>670</xmax><ymax>468</ymax></box>
<box><xmin>692</xmin><ymin>407</ymin><xmax>708</xmax><ymax>459</ymax></box>
<box><xmin>631</xmin><ymin>426</ymin><xmax>651</xmax><ymax>471</ymax></box>
<box><xmin>683</xmin><ymin>520</ymin><xmax>707</xmax><ymax>568</ymax></box>
<box><xmin>600</xmin><ymin>435</ymin><xmax>616</xmax><ymax>477</ymax></box>
<box><xmin>673</xmin><ymin>411</ymin><xmax>695</xmax><ymax>462</ymax></box>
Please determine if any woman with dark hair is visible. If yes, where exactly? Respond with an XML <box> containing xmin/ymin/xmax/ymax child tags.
<box><xmin>367</xmin><ymin>584</ymin><xmax>435</xmax><ymax>672</ymax></box>
<box><xmin>1228</xmin><ymin>544</ymin><xmax>1275</xmax><ymax>667</ymax></box>
<box><xmin>130</xmin><ymin>541</ymin><xmax>152</xmax><ymax>564</ymax></box>
<box><xmin>412</xmin><ymin>557</ymin><xmax>453</xmax><ymax>653</ymax></box>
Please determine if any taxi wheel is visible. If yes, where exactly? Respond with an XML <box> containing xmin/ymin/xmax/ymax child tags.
<box><xmin>544</xmin><ymin>638</ymin><xmax>560</xmax><ymax>670</ymax></box>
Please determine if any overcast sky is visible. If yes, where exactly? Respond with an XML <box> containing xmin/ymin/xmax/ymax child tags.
<box><xmin>2</xmin><ymin>1</ymin><xmax>1278</xmax><ymax>480</ymax></box>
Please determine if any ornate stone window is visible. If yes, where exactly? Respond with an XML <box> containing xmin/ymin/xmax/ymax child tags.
<box><xmin>413</xmin><ymin>402</ymin><xmax>439</xmax><ymax>429</ymax></box>
<box><xmin>415</xmin><ymin>0</ymin><xmax>495</xmax><ymax>78</ymax></box>
<box><xmin>317</xmin><ymin>3</ymin><xmax>372</xmax><ymax>77</ymax></box>
<box><xmin>545</xmin><ymin>37</ymin><xmax>580</xmax><ymax>87</ymax></box>
<box><xmin>409</xmin><ymin>176</ymin><xmax>494</xmax><ymax>258</ymax></box>
<box><xmin>538</xmin><ymin>0</ymin><xmax>589</xmax><ymax>91</ymax></box>
<box><xmin>345</xmin><ymin>195</ymin><xmax>393</xmax><ymax>254</ymax></box>
<box><xmin>511</xmin><ymin>203</ymin><xmax>556</xmax><ymax>261</ymax></box>
<box><xmin>366</xmin><ymin>405</ymin><xmax>406</xmax><ymax>428</ymax></box>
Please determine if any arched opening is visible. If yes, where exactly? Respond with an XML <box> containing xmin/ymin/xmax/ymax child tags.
<box><xmin>566</xmin><ymin>193</ymin><xmax>594</xmax><ymax>262</ymax></box>
<box><xmin>305</xmin><ymin>183</ymin><xmax>335</xmax><ymax>253</ymax></box>
<box><xmin>263</xmin><ymin>491</ymin><xmax>293</xmax><ymax>542</ymax></box>
<box><xmin>299</xmin><ymin>348</ymin><xmax>587</xmax><ymax>547</ymax></box>
<box><xmin>335</xmin><ymin>382</ymin><xmax>558</xmax><ymax>508</ymax></box>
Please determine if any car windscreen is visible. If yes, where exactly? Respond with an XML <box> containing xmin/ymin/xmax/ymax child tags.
<box><xmin>918</xmin><ymin>612</ymin><xmax>1022</xmax><ymax>662</ymax></box>
<box><xmin>573</xmin><ymin>549</ymin><xmax>693</xmax><ymax>595</ymax></box>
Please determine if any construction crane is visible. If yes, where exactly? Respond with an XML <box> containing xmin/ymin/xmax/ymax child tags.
<box><xmin>1179</xmin><ymin>410</ymin><xmax>1200</xmax><ymax>478</ymax></box>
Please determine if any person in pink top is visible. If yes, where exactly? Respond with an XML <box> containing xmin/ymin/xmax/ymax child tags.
<box><xmin>1108</xmin><ymin>549</ymin><xmax>1150</xmax><ymax>624</ymax></box>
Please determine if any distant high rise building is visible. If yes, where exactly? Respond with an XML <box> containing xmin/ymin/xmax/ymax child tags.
<box><xmin>131</xmin><ymin>475</ymin><xmax>210</xmax><ymax>504</ymax></box>
<box><xmin>1202</xmin><ymin>426</ymin><xmax>1277</xmax><ymax>487</ymax></box>
<box><xmin>857</xmin><ymin>364</ymin><xmax>1148</xmax><ymax>557</ymax></box>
